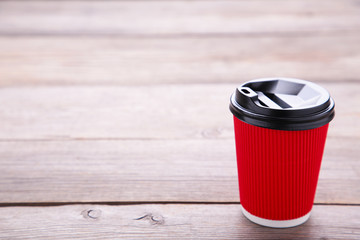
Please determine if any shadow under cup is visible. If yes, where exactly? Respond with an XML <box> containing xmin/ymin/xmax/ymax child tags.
<box><xmin>229</xmin><ymin>78</ymin><xmax>335</xmax><ymax>228</ymax></box>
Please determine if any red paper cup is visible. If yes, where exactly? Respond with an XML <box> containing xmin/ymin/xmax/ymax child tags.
<box><xmin>229</xmin><ymin>78</ymin><xmax>335</xmax><ymax>228</ymax></box>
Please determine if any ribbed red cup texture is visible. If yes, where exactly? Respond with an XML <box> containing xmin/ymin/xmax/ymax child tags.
<box><xmin>234</xmin><ymin>116</ymin><xmax>329</xmax><ymax>220</ymax></box>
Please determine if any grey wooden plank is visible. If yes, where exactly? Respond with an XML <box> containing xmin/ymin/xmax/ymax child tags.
<box><xmin>0</xmin><ymin>36</ymin><xmax>359</xmax><ymax>86</ymax></box>
<box><xmin>0</xmin><ymin>84</ymin><xmax>356</xmax><ymax>140</ymax></box>
<box><xmin>0</xmin><ymin>0</ymin><xmax>359</xmax><ymax>36</ymax></box>
<box><xmin>0</xmin><ymin>136</ymin><xmax>358</xmax><ymax>204</ymax></box>
<box><xmin>0</xmin><ymin>204</ymin><xmax>359</xmax><ymax>239</ymax></box>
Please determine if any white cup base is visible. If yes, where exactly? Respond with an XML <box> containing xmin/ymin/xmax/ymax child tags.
<box><xmin>241</xmin><ymin>205</ymin><xmax>311</xmax><ymax>228</ymax></box>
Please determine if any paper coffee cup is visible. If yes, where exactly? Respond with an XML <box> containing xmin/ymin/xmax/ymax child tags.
<box><xmin>229</xmin><ymin>78</ymin><xmax>335</xmax><ymax>228</ymax></box>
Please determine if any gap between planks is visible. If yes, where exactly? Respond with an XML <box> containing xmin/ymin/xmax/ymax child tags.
<box><xmin>0</xmin><ymin>201</ymin><xmax>358</xmax><ymax>208</ymax></box>
<box><xmin>0</xmin><ymin>134</ymin><xmax>356</xmax><ymax>142</ymax></box>
<box><xmin>1</xmin><ymin>30</ymin><xmax>360</xmax><ymax>38</ymax></box>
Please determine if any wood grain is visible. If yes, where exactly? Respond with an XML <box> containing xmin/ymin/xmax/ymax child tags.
<box><xmin>0</xmin><ymin>35</ymin><xmax>359</xmax><ymax>86</ymax></box>
<box><xmin>0</xmin><ymin>135</ymin><xmax>358</xmax><ymax>204</ymax></box>
<box><xmin>0</xmin><ymin>204</ymin><xmax>359</xmax><ymax>239</ymax></box>
<box><xmin>0</xmin><ymin>84</ymin><xmax>357</xmax><ymax>140</ymax></box>
<box><xmin>0</xmin><ymin>0</ymin><xmax>360</xmax><ymax>36</ymax></box>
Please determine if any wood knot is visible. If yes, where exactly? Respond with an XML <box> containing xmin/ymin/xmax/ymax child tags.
<box><xmin>134</xmin><ymin>213</ymin><xmax>165</xmax><ymax>225</ymax></box>
<box><xmin>81</xmin><ymin>209</ymin><xmax>102</xmax><ymax>220</ymax></box>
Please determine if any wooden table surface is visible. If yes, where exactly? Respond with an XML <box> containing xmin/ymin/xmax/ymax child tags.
<box><xmin>0</xmin><ymin>1</ymin><xmax>359</xmax><ymax>239</ymax></box>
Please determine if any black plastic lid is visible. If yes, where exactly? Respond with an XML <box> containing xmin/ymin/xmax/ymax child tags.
<box><xmin>229</xmin><ymin>78</ymin><xmax>335</xmax><ymax>131</ymax></box>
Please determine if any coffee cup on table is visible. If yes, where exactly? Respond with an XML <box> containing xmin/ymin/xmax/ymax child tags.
<box><xmin>229</xmin><ymin>78</ymin><xmax>335</xmax><ymax>228</ymax></box>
